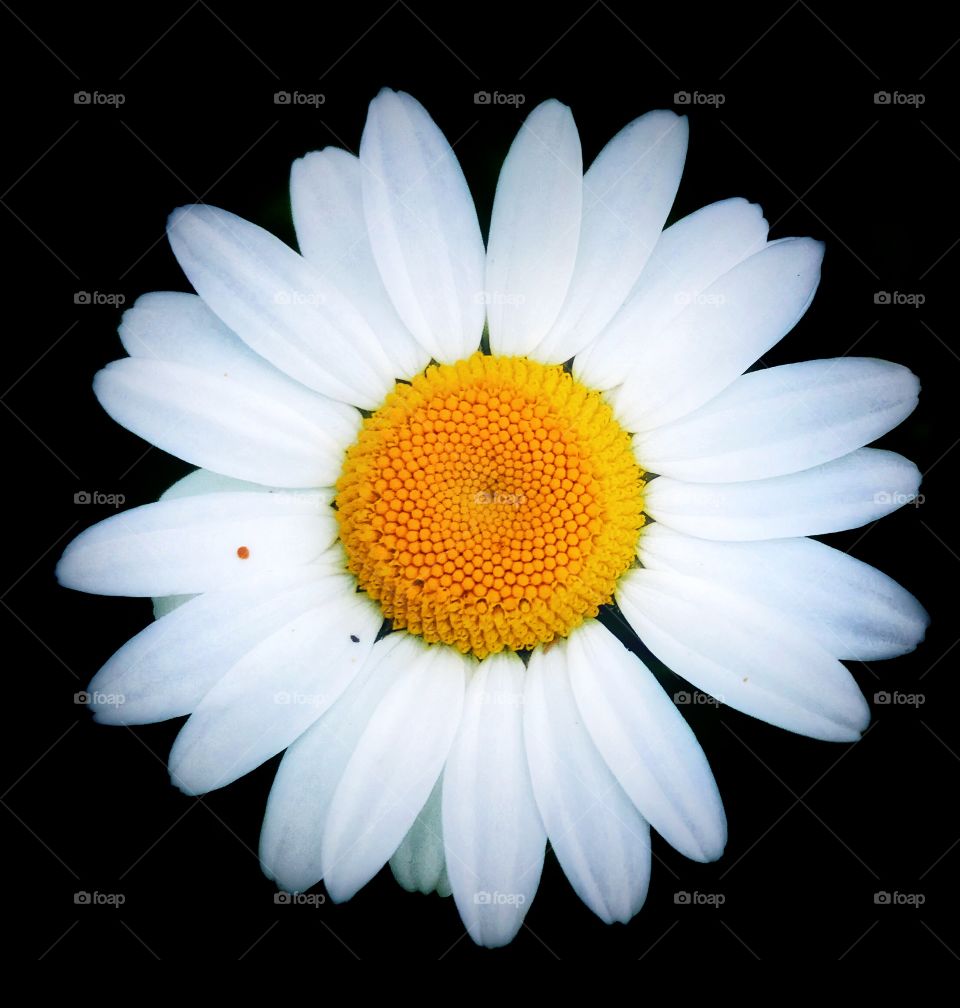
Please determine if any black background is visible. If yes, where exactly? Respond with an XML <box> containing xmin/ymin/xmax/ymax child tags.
<box><xmin>3</xmin><ymin>0</ymin><xmax>958</xmax><ymax>960</ymax></box>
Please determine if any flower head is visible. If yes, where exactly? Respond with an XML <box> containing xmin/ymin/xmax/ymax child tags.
<box><xmin>58</xmin><ymin>88</ymin><xmax>927</xmax><ymax>948</ymax></box>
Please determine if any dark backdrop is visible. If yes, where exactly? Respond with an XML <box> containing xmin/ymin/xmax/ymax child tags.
<box><xmin>3</xmin><ymin>0</ymin><xmax>957</xmax><ymax>961</ymax></box>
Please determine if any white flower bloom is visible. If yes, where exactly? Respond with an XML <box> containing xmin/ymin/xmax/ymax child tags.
<box><xmin>58</xmin><ymin>88</ymin><xmax>928</xmax><ymax>948</ymax></box>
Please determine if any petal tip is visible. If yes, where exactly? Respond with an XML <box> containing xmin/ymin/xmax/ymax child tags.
<box><xmin>54</xmin><ymin>541</ymin><xmax>83</xmax><ymax>592</ymax></box>
<box><xmin>166</xmin><ymin>204</ymin><xmax>199</xmax><ymax>234</ymax></box>
<box><xmin>320</xmin><ymin>872</ymin><xmax>359</xmax><ymax>905</ymax></box>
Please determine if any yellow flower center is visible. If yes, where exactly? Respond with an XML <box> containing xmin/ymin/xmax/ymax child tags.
<box><xmin>336</xmin><ymin>352</ymin><xmax>644</xmax><ymax>658</ymax></box>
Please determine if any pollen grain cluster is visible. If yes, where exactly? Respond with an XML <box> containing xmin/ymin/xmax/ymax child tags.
<box><xmin>336</xmin><ymin>353</ymin><xmax>644</xmax><ymax>658</ymax></box>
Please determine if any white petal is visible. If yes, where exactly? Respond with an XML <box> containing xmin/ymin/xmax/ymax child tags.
<box><xmin>486</xmin><ymin>100</ymin><xmax>582</xmax><ymax>356</ymax></box>
<box><xmin>360</xmin><ymin>88</ymin><xmax>485</xmax><ymax>363</ymax></box>
<box><xmin>152</xmin><ymin>594</ymin><xmax>194</xmax><ymax>619</ymax></box>
<box><xmin>573</xmin><ymin>197</ymin><xmax>768</xmax><ymax>390</ymax></box>
<box><xmin>96</xmin><ymin>358</ymin><xmax>355</xmax><ymax>490</ymax></box>
<box><xmin>167</xmin><ymin>205</ymin><xmax>397</xmax><ymax>409</ymax></box>
<box><xmin>533</xmin><ymin>111</ymin><xmax>688</xmax><ymax>364</ymax></box>
<box><xmin>525</xmin><ymin>642</ymin><xmax>651</xmax><ymax>923</ymax></box>
<box><xmin>638</xmin><ymin>524</ymin><xmax>929</xmax><ymax>661</ymax></box>
<box><xmin>56</xmin><ymin>491</ymin><xmax>336</xmax><ymax>596</ymax></box>
<box><xmin>636</xmin><ymin>357</ymin><xmax>919</xmax><ymax>482</ymax></box>
<box><xmin>259</xmin><ymin>632</ymin><xmax>409</xmax><ymax>893</ymax></box>
<box><xmin>645</xmin><ymin>447</ymin><xmax>922</xmax><ymax>540</ymax></box>
<box><xmin>260</xmin><ymin>633</ymin><xmax>411</xmax><ymax>895</ymax></box>
<box><xmin>442</xmin><ymin>652</ymin><xmax>545</xmax><ymax>948</ymax></box>
<box><xmin>565</xmin><ymin>621</ymin><xmax>726</xmax><ymax>862</ymax></box>
<box><xmin>89</xmin><ymin>565</ymin><xmax>343</xmax><ymax>725</ymax></box>
<box><xmin>322</xmin><ymin>641</ymin><xmax>468</xmax><ymax>901</ymax></box>
<box><xmin>109</xmin><ymin>291</ymin><xmax>360</xmax><ymax>487</ymax></box>
<box><xmin>120</xmin><ymin>289</ymin><xmax>360</xmax><ymax>431</ymax></box>
<box><xmin>168</xmin><ymin>576</ymin><xmax>381</xmax><ymax>794</ymax></box>
<box><xmin>609</xmin><ymin>237</ymin><xmax>824</xmax><ymax>431</ymax></box>
<box><xmin>159</xmin><ymin>468</ymin><xmax>287</xmax><ymax>501</ymax></box>
<box><xmin>151</xmin><ymin>468</ymin><xmax>296</xmax><ymax>619</ymax></box>
<box><xmin>390</xmin><ymin>774</ymin><xmax>449</xmax><ymax>896</ymax></box>
<box><xmin>618</xmin><ymin>568</ymin><xmax>871</xmax><ymax>741</ymax></box>
<box><xmin>291</xmin><ymin>148</ymin><xmax>430</xmax><ymax>378</ymax></box>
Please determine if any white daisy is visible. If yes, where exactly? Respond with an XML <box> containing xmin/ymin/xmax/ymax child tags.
<box><xmin>58</xmin><ymin>88</ymin><xmax>928</xmax><ymax>948</ymax></box>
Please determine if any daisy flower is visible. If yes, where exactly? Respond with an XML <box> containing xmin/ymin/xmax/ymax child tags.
<box><xmin>58</xmin><ymin>88</ymin><xmax>928</xmax><ymax>948</ymax></box>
